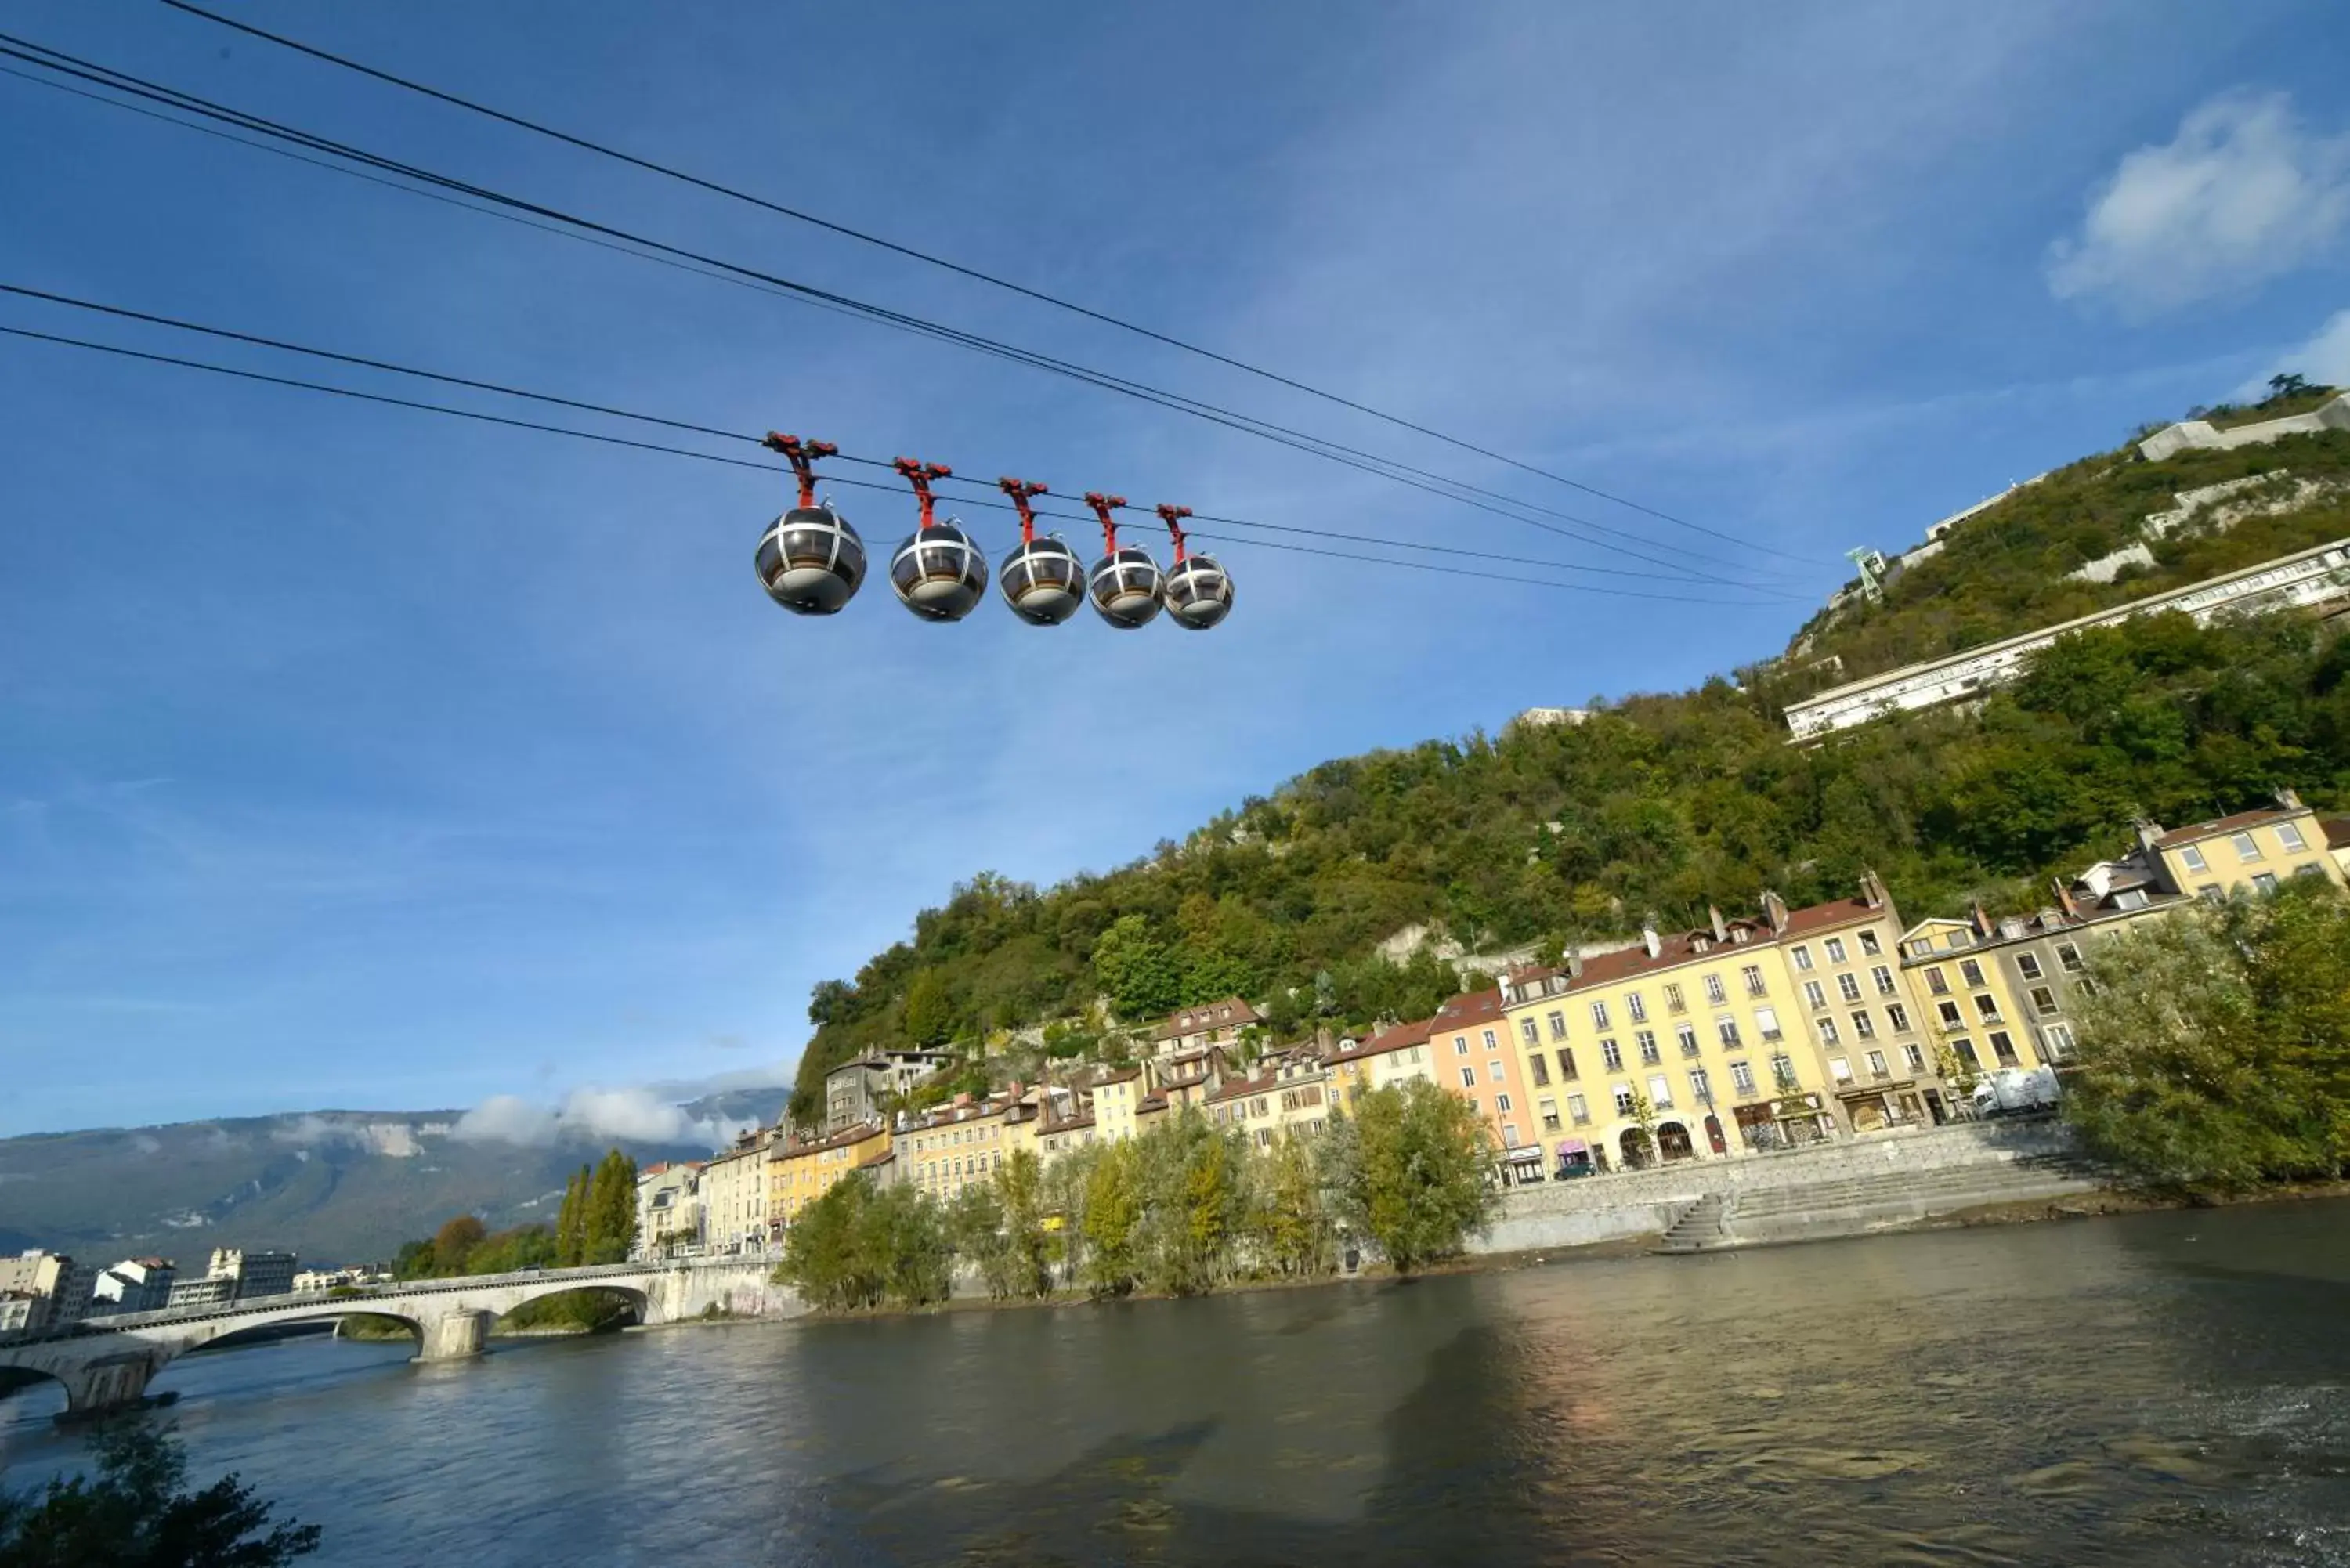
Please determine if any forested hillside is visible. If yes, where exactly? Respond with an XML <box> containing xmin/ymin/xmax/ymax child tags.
<box><xmin>788</xmin><ymin>408</ymin><xmax>2350</xmax><ymax>1127</ymax></box>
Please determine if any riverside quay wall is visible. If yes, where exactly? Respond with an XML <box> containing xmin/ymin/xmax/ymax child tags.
<box><xmin>1473</xmin><ymin>1120</ymin><xmax>2097</xmax><ymax>1254</ymax></box>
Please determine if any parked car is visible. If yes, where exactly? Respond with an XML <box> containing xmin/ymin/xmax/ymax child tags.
<box><xmin>1972</xmin><ymin>1065</ymin><xmax>2060</xmax><ymax>1116</ymax></box>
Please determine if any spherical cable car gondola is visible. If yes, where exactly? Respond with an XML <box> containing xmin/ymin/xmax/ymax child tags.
<box><xmin>753</xmin><ymin>432</ymin><xmax>865</xmax><ymax>616</ymax></box>
<box><xmin>1083</xmin><ymin>492</ymin><xmax>1164</xmax><ymax>630</ymax></box>
<box><xmin>995</xmin><ymin>477</ymin><xmax>1084</xmax><ymax>625</ymax></box>
<box><xmin>887</xmin><ymin>457</ymin><xmax>989</xmax><ymax>622</ymax></box>
<box><xmin>1155</xmin><ymin>504</ymin><xmax>1233</xmax><ymax>631</ymax></box>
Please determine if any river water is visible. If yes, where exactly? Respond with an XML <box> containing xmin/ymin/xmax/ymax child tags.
<box><xmin>5</xmin><ymin>1201</ymin><xmax>2350</xmax><ymax>1566</ymax></box>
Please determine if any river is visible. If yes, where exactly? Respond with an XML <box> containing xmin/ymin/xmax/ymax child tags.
<box><xmin>5</xmin><ymin>1201</ymin><xmax>2349</xmax><ymax>1565</ymax></box>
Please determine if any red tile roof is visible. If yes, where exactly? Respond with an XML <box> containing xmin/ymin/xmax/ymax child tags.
<box><xmin>2325</xmin><ymin>817</ymin><xmax>2350</xmax><ymax>850</ymax></box>
<box><xmin>2156</xmin><ymin>805</ymin><xmax>2304</xmax><ymax>848</ymax></box>
<box><xmin>1206</xmin><ymin>1072</ymin><xmax>1277</xmax><ymax>1106</ymax></box>
<box><xmin>1327</xmin><ymin>1017</ymin><xmax>1433</xmax><ymax>1064</ymax></box>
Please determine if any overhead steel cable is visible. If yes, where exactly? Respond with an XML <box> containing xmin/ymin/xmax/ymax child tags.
<box><xmin>0</xmin><ymin>284</ymin><xmax>1797</xmax><ymax>593</ymax></box>
<box><xmin>159</xmin><ymin>0</ymin><xmax>1822</xmax><ymax>569</ymax></box>
<box><xmin>0</xmin><ymin>34</ymin><xmax>1805</xmax><ymax>593</ymax></box>
<box><xmin>0</xmin><ymin>320</ymin><xmax>1791</xmax><ymax>609</ymax></box>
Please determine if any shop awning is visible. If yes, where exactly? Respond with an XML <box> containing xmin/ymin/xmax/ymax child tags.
<box><xmin>1504</xmin><ymin>1146</ymin><xmax>1543</xmax><ymax>1163</ymax></box>
<box><xmin>1556</xmin><ymin>1139</ymin><xmax>1589</xmax><ymax>1155</ymax></box>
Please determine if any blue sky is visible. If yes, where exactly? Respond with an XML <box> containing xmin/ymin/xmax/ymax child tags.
<box><xmin>4</xmin><ymin>0</ymin><xmax>2348</xmax><ymax>1139</ymax></box>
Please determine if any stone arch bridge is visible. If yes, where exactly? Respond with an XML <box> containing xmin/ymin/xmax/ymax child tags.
<box><xmin>0</xmin><ymin>1257</ymin><xmax>799</xmax><ymax>1418</ymax></box>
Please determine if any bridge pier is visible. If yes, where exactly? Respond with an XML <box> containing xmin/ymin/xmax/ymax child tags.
<box><xmin>417</xmin><ymin>1309</ymin><xmax>490</xmax><ymax>1362</ymax></box>
<box><xmin>59</xmin><ymin>1353</ymin><xmax>158</xmax><ymax>1420</ymax></box>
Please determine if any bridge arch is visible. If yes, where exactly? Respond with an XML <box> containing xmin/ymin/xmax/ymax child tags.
<box><xmin>485</xmin><ymin>1281</ymin><xmax>650</xmax><ymax>1335</ymax></box>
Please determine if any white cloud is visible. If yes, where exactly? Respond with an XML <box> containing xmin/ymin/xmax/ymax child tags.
<box><xmin>450</xmin><ymin>1086</ymin><xmax>754</xmax><ymax>1151</ymax></box>
<box><xmin>2237</xmin><ymin>307</ymin><xmax>2350</xmax><ymax>399</ymax></box>
<box><xmin>2048</xmin><ymin>91</ymin><xmax>2350</xmax><ymax>315</ymax></box>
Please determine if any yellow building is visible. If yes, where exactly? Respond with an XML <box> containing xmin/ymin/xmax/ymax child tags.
<box><xmin>1093</xmin><ymin>1068</ymin><xmax>1146</xmax><ymax>1142</ymax></box>
<box><xmin>1500</xmin><ymin>876</ymin><xmax>1941</xmax><ymax>1173</ymax></box>
<box><xmin>700</xmin><ymin>1129</ymin><xmax>773</xmax><ymax>1251</ymax></box>
<box><xmin>1325</xmin><ymin>1018</ymin><xmax>1437</xmax><ymax>1114</ymax></box>
<box><xmin>772</xmin><ymin>1120</ymin><xmax>892</xmax><ymax>1225</ymax></box>
<box><xmin>1203</xmin><ymin>1053</ymin><xmax>1333</xmax><ymax>1147</ymax></box>
<box><xmin>1897</xmin><ymin>916</ymin><xmax>2041</xmax><ymax>1077</ymax></box>
<box><xmin>2122</xmin><ymin>789</ymin><xmax>2343</xmax><ymax>901</ymax></box>
<box><xmin>897</xmin><ymin>1097</ymin><xmax>1012</xmax><ymax>1201</ymax></box>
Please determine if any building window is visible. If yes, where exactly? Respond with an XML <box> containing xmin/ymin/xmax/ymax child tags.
<box><xmin>1803</xmin><ymin>980</ymin><xmax>1827</xmax><ymax>1010</ymax></box>
<box><xmin>1925</xmin><ymin>966</ymin><xmax>1950</xmax><ymax>995</ymax></box>
<box><xmin>1937</xmin><ymin>1000</ymin><xmax>1964</xmax><ymax>1029</ymax></box>
<box><xmin>1973</xmin><ymin>993</ymin><xmax>2001</xmax><ymax>1022</ymax></box>
<box><xmin>2179</xmin><ymin>843</ymin><xmax>2208</xmax><ymax>873</ymax></box>
<box><xmin>1637</xmin><ymin>1029</ymin><xmax>1661</xmax><ymax>1064</ymax></box>
<box><xmin>1990</xmin><ymin>1031</ymin><xmax>2019</xmax><ymax>1066</ymax></box>
<box><xmin>1557</xmin><ymin>1049</ymin><xmax>1578</xmax><ymax>1082</ymax></box>
<box><xmin>1754</xmin><ymin>1005</ymin><xmax>1782</xmax><ymax>1042</ymax></box>
<box><xmin>1677</xmin><ymin>1022</ymin><xmax>1702</xmax><ymax>1056</ymax></box>
<box><xmin>2030</xmin><ymin>985</ymin><xmax>2058</xmax><ymax>1016</ymax></box>
<box><xmin>2041</xmin><ymin>1023</ymin><xmax>2077</xmax><ymax>1060</ymax></box>
<box><xmin>1613</xmin><ymin>1085</ymin><xmax>1636</xmax><ymax>1116</ymax></box>
<box><xmin>1488</xmin><ymin>1060</ymin><xmax>1506</xmax><ymax>1082</ymax></box>
<box><xmin>1729</xmin><ymin>1060</ymin><xmax>1756</xmax><ymax>1094</ymax></box>
<box><xmin>1520</xmin><ymin>1017</ymin><xmax>1539</xmax><ymax>1045</ymax></box>
<box><xmin>1850</xmin><ymin>1009</ymin><xmax>1875</xmax><ymax>1039</ymax></box>
<box><xmin>1705</xmin><ymin>974</ymin><xmax>1728</xmax><ymax>1005</ymax></box>
<box><xmin>1590</xmin><ymin>1000</ymin><xmax>1612</xmax><ymax>1030</ymax></box>
<box><xmin>2056</xmin><ymin>943</ymin><xmax>2084</xmax><ymax>974</ymax></box>
<box><xmin>1886</xmin><ymin>1001</ymin><xmax>1911</xmax><ymax>1031</ymax></box>
<box><xmin>1495</xmin><ymin>1093</ymin><xmax>1513</xmax><ymax>1113</ymax></box>
<box><xmin>1860</xmin><ymin>1050</ymin><xmax>1886</xmax><ymax>1079</ymax></box>
<box><xmin>1482</xmin><ymin>1028</ymin><xmax>1499</xmax><ymax>1050</ymax></box>
<box><xmin>1548</xmin><ymin>1010</ymin><xmax>1567</xmax><ymax>1040</ymax></box>
<box><xmin>1626</xmin><ymin>991</ymin><xmax>1648</xmax><ymax>1023</ymax></box>
<box><xmin>1716</xmin><ymin>1017</ymin><xmax>1743</xmax><ymax>1049</ymax></box>
<box><xmin>1824</xmin><ymin>937</ymin><xmax>1849</xmax><ymax>964</ymax></box>
<box><xmin>1865</xmin><ymin>964</ymin><xmax>1891</xmax><ymax>996</ymax></box>
<box><xmin>1837</xmin><ymin>973</ymin><xmax>1862</xmax><ymax>1003</ymax></box>
<box><xmin>1770</xmin><ymin>1053</ymin><xmax>1799</xmax><ymax>1090</ymax></box>
<box><xmin>2254</xmin><ymin>873</ymin><xmax>2280</xmax><ymax>894</ymax></box>
<box><xmin>1791</xmin><ymin>945</ymin><xmax>1814</xmax><ymax>971</ymax></box>
<box><xmin>1455</xmin><ymin>1036</ymin><xmax>1470</xmax><ymax>1056</ymax></box>
<box><xmin>1952</xmin><ymin>1037</ymin><xmax>1979</xmax><ymax>1069</ymax></box>
<box><xmin>1567</xmin><ymin>1093</ymin><xmax>1589</xmax><ymax>1125</ymax></box>
<box><xmin>1904</xmin><ymin>1043</ymin><xmax>1925</xmax><ymax>1071</ymax></box>
<box><xmin>1818</xmin><ymin>1017</ymin><xmax>1840</xmax><ymax>1046</ymax></box>
<box><xmin>2015</xmin><ymin>952</ymin><xmax>2044</xmax><ymax>981</ymax></box>
<box><xmin>1860</xmin><ymin>929</ymin><xmax>1882</xmax><ymax>956</ymax></box>
<box><xmin>1600</xmin><ymin>1037</ymin><xmax>1625</xmax><ymax>1071</ymax></box>
<box><xmin>2278</xmin><ymin>821</ymin><xmax>2308</xmax><ymax>854</ymax></box>
<box><xmin>1959</xmin><ymin>959</ymin><xmax>1985</xmax><ymax>988</ymax></box>
<box><xmin>1664</xmin><ymin>983</ymin><xmax>1687</xmax><ymax>1013</ymax></box>
<box><xmin>1538</xmin><ymin>1097</ymin><xmax>1560</xmax><ymax>1131</ymax></box>
<box><xmin>1647</xmin><ymin>1074</ymin><xmax>1674</xmax><ymax>1110</ymax></box>
<box><xmin>1741</xmin><ymin>964</ymin><xmax>1767</xmax><ymax>998</ymax></box>
<box><xmin>1459</xmin><ymin>1068</ymin><xmax>1476</xmax><ymax>1089</ymax></box>
<box><xmin>1530</xmin><ymin>1053</ymin><xmax>1551</xmax><ymax>1087</ymax></box>
<box><xmin>2230</xmin><ymin>831</ymin><xmax>2263</xmax><ymax>863</ymax></box>
<box><xmin>1829</xmin><ymin>1057</ymin><xmax>1853</xmax><ymax>1082</ymax></box>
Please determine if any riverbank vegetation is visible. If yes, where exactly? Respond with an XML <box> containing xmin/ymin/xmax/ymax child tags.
<box><xmin>0</xmin><ymin>1420</ymin><xmax>319</xmax><ymax>1566</ymax></box>
<box><xmin>2066</xmin><ymin>880</ymin><xmax>2350</xmax><ymax>1193</ymax></box>
<box><xmin>775</xmin><ymin>1084</ymin><xmax>1495</xmax><ymax>1313</ymax></box>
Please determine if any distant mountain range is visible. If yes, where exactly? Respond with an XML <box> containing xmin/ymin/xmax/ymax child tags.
<box><xmin>0</xmin><ymin>1088</ymin><xmax>783</xmax><ymax>1268</ymax></box>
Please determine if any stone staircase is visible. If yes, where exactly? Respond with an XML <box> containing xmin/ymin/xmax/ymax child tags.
<box><xmin>1658</xmin><ymin>1148</ymin><xmax>2106</xmax><ymax>1253</ymax></box>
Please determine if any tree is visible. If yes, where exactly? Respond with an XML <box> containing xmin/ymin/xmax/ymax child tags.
<box><xmin>775</xmin><ymin>1178</ymin><xmax>880</xmax><ymax>1311</ymax></box>
<box><xmin>1249</xmin><ymin>1133</ymin><xmax>1333</xmax><ymax>1278</ymax></box>
<box><xmin>555</xmin><ymin>1166</ymin><xmax>589</xmax><ymax>1268</ymax></box>
<box><xmin>1332</xmin><ymin>1080</ymin><xmax>1496</xmax><ymax>1274</ymax></box>
<box><xmin>2067</xmin><ymin>882</ymin><xmax>2350</xmax><ymax>1190</ymax></box>
<box><xmin>431</xmin><ymin>1214</ymin><xmax>486</xmax><ymax>1277</ymax></box>
<box><xmin>1080</xmin><ymin>1143</ymin><xmax>1142</xmax><ymax>1295</ymax></box>
<box><xmin>0</xmin><ymin>1420</ymin><xmax>320</xmax><ymax>1566</ymax></box>
<box><xmin>1091</xmin><ymin>915</ymin><xmax>1183</xmax><ymax>1022</ymax></box>
<box><xmin>1625</xmin><ymin>1089</ymin><xmax>1659</xmax><ymax>1169</ymax></box>
<box><xmin>2267</xmin><ymin>372</ymin><xmax>2312</xmax><ymax>400</ymax></box>
<box><xmin>992</xmin><ymin>1147</ymin><xmax>1053</xmax><ymax>1299</ymax></box>
<box><xmin>903</xmin><ymin>969</ymin><xmax>959</xmax><ymax>1048</ymax></box>
<box><xmin>584</xmin><ymin>1149</ymin><xmax>638</xmax><ymax>1265</ymax></box>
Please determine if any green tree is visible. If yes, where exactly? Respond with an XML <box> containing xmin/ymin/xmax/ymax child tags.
<box><xmin>555</xmin><ymin>1166</ymin><xmax>589</xmax><ymax>1268</ymax></box>
<box><xmin>431</xmin><ymin>1213</ymin><xmax>486</xmax><ymax>1277</ymax></box>
<box><xmin>775</xmin><ymin>1178</ymin><xmax>881</xmax><ymax>1311</ymax></box>
<box><xmin>2067</xmin><ymin>881</ymin><xmax>2350</xmax><ymax>1190</ymax></box>
<box><xmin>992</xmin><ymin>1147</ymin><xmax>1053</xmax><ymax>1299</ymax></box>
<box><xmin>1080</xmin><ymin>1143</ymin><xmax>1142</xmax><ymax>1295</ymax></box>
<box><xmin>584</xmin><ymin>1149</ymin><xmax>638</xmax><ymax>1265</ymax></box>
<box><xmin>1091</xmin><ymin>915</ymin><xmax>1183</xmax><ymax>1022</ymax></box>
<box><xmin>1332</xmin><ymin>1081</ymin><xmax>1496</xmax><ymax>1274</ymax></box>
<box><xmin>903</xmin><ymin>969</ymin><xmax>959</xmax><ymax>1048</ymax></box>
<box><xmin>0</xmin><ymin>1420</ymin><xmax>320</xmax><ymax>1566</ymax></box>
<box><xmin>1248</xmin><ymin>1133</ymin><xmax>1333</xmax><ymax>1278</ymax></box>
<box><xmin>390</xmin><ymin>1239</ymin><xmax>435</xmax><ymax>1281</ymax></box>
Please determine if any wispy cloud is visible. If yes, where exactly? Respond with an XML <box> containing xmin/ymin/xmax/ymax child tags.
<box><xmin>2048</xmin><ymin>90</ymin><xmax>2350</xmax><ymax>315</ymax></box>
<box><xmin>2236</xmin><ymin>307</ymin><xmax>2350</xmax><ymax>398</ymax></box>
<box><xmin>450</xmin><ymin>1084</ymin><xmax>757</xmax><ymax>1151</ymax></box>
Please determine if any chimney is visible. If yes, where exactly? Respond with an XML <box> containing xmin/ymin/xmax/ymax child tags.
<box><xmin>2052</xmin><ymin>876</ymin><xmax>2078</xmax><ymax>921</ymax></box>
<box><xmin>1566</xmin><ymin>949</ymin><xmax>1584</xmax><ymax>980</ymax></box>
<box><xmin>2133</xmin><ymin>818</ymin><xmax>2164</xmax><ymax>859</ymax></box>
<box><xmin>1969</xmin><ymin>901</ymin><xmax>1992</xmax><ymax>938</ymax></box>
<box><xmin>1640</xmin><ymin>917</ymin><xmax>1661</xmax><ymax>959</ymax></box>
<box><xmin>2276</xmin><ymin>786</ymin><xmax>2304</xmax><ymax>811</ymax></box>
<box><xmin>1759</xmin><ymin>890</ymin><xmax>1789</xmax><ymax>933</ymax></box>
<box><xmin>1859</xmin><ymin>868</ymin><xmax>1887</xmax><ymax>910</ymax></box>
<box><xmin>1708</xmin><ymin>905</ymin><xmax>1728</xmax><ymax>942</ymax></box>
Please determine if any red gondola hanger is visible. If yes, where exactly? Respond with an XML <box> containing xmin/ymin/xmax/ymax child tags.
<box><xmin>1155</xmin><ymin>503</ymin><xmax>1194</xmax><ymax>561</ymax></box>
<box><xmin>894</xmin><ymin>457</ymin><xmax>954</xmax><ymax>529</ymax></box>
<box><xmin>1000</xmin><ymin>477</ymin><xmax>1050</xmax><ymax>543</ymax></box>
<box><xmin>753</xmin><ymin>432</ymin><xmax>865</xmax><ymax>616</ymax></box>
<box><xmin>765</xmin><ymin>432</ymin><xmax>839</xmax><ymax>508</ymax></box>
